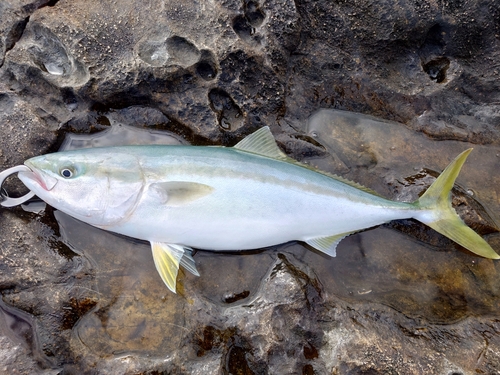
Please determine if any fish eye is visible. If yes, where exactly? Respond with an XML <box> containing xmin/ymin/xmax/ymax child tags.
<box><xmin>60</xmin><ymin>168</ymin><xmax>74</xmax><ymax>178</ymax></box>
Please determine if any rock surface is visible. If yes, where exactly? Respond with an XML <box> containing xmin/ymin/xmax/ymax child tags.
<box><xmin>1</xmin><ymin>0</ymin><xmax>500</xmax><ymax>374</ymax></box>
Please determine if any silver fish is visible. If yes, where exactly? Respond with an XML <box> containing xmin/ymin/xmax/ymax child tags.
<box><xmin>16</xmin><ymin>127</ymin><xmax>499</xmax><ymax>292</ymax></box>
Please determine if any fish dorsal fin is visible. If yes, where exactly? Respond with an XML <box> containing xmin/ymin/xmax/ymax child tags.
<box><xmin>149</xmin><ymin>181</ymin><xmax>214</xmax><ymax>206</ymax></box>
<box><xmin>236</xmin><ymin>127</ymin><xmax>382</xmax><ymax>197</ymax></box>
<box><xmin>234</xmin><ymin>126</ymin><xmax>288</xmax><ymax>160</ymax></box>
<box><xmin>151</xmin><ymin>242</ymin><xmax>200</xmax><ymax>293</ymax></box>
<box><xmin>305</xmin><ymin>231</ymin><xmax>358</xmax><ymax>257</ymax></box>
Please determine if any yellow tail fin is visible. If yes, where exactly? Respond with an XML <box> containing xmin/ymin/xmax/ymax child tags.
<box><xmin>415</xmin><ymin>149</ymin><xmax>499</xmax><ymax>259</ymax></box>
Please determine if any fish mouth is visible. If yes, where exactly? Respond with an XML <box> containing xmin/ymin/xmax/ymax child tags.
<box><xmin>18</xmin><ymin>163</ymin><xmax>58</xmax><ymax>191</ymax></box>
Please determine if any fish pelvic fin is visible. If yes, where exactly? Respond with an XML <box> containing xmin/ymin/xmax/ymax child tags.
<box><xmin>414</xmin><ymin>149</ymin><xmax>499</xmax><ymax>259</ymax></box>
<box><xmin>151</xmin><ymin>242</ymin><xmax>200</xmax><ymax>293</ymax></box>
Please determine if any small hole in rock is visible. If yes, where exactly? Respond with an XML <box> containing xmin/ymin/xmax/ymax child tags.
<box><xmin>223</xmin><ymin>290</ymin><xmax>250</xmax><ymax>303</ymax></box>
<box><xmin>302</xmin><ymin>364</ymin><xmax>314</xmax><ymax>375</ymax></box>
<box><xmin>245</xmin><ymin>1</ymin><xmax>265</xmax><ymax>27</ymax></box>
<box><xmin>422</xmin><ymin>57</ymin><xmax>450</xmax><ymax>83</ymax></box>
<box><xmin>196</xmin><ymin>61</ymin><xmax>217</xmax><ymax>80</ymax></box>
<box><xmin>232</xmin><ymin>15</ymin><xmax>253</xmax><ymax>40</ymax></box>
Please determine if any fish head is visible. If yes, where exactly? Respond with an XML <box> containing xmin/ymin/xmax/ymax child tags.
<box><xmin>18</xmin><ymin>149</ymin><xmax>144</xmax><ymax>226</ymax></box>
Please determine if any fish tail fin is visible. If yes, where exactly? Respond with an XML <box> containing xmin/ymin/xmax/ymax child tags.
<box><xmin>414</xmin><ymin>148</ymin><xmax>499</xmax><ymax>259</ymax></box>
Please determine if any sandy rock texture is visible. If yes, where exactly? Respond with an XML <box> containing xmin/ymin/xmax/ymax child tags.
<box><xmin>1</xmin><ymin>0</ymin><xmax>500</xmax><ymax>374</ymax></box>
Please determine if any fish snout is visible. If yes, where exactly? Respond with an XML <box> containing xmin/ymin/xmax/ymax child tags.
<box><xmin>19</xmin><ymin>162</ymin><xmax>58</xmax><ymax>191</ymax></box>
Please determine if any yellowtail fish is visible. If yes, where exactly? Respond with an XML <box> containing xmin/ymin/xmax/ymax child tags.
<box><xmin>16</xmin><ymin>127</ymin><xmax>499</xmax><ymax>292</ymax></box>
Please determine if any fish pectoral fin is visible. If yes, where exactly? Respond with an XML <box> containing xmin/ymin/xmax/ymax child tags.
<box><xmin>305</xmin><ymin>231</ymin><xmax>357</xmax><ymax>257</ymax></box>
<box><xmin>151</xmin><ymin>242</ymin><xmax>200</xmax><ymax>293</ymax></box>
<box><xmin>233</xmin><ymin>126</ymin><xmax>288</xmax><ymax>160</ymax></box>
<box><xmin>150</xmin><ymin>181</ymin><xmax>214</xmax><ymax>206</ymax></box>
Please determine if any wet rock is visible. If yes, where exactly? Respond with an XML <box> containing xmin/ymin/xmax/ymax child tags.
<box><xmin>1</xmin><ymin>0</ymin><xmax>500</xmax><ymax>373</ymax></box>
<box><xmin>0</xmin><ymin>1</ymin><xmax>55</xmax><ymax>67</ymax></box>
<box><xmin>137</xmin><ymin>35</ymin><xmax>201</xmax><ymax>68</ymax></box>
<box><xmin>23</xmin><ymin>23</ymin><xmax>89</xmax><ymax>87</ymax></box>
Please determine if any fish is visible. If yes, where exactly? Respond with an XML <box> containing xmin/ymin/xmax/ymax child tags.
<box><xmin>17</xmin><ymin>127</ymin><xmax>500</xmax><ymax>292</ymax></box>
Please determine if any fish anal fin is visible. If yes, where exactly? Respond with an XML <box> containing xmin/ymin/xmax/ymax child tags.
<box><xmin>305</xmin><ymin>231</ymin><xmax>357</xmax><ymax>257</ymax></box>
<box><xmin>150</xmin><ymin>181</ymin><xmax>214</xmax><ymax>206</ymax></box>
<box><xmin>151</xmin><ymin>242</ymin><xmax>200</xmax><ymax>293</ymax></box>
<box><xmin>234</xmin><ymin>126</ymin><xmax>288</xmax><ymax>160</ymax></box>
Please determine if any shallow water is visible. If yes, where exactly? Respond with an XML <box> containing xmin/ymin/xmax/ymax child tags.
<box><xmin>306</xmin><ymin>109</ymin><xmax>500</xmax><ymax>224</ymax></box>
<box><xmin>55</xmin><ymin>211</ymin><xmax>191</xmax><ymax>357</ymax></box>
<box><xmin>304</xmin><ymin>109</ymin><xmax>500</xmax><ymax>322</ymax></box>
<box><xmin>59</xmin><ymin>120</ymin><xmax>186</xmax><ymax>151</ymax></box>
<box><xmin>3</xmin><ymin>116</ymin><xmax>500</xmax><ymax>371</ymax></box>
<box><xmin>0</xmin><ymin>298</ymin><xmax>55</xmax><ymax>369</ymax></box>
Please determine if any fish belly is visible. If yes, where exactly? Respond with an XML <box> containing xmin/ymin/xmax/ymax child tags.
<box><xmin>106</xmin><ymin>174</ymin><xmax>415</xmax><ymax>251</ymax></box>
